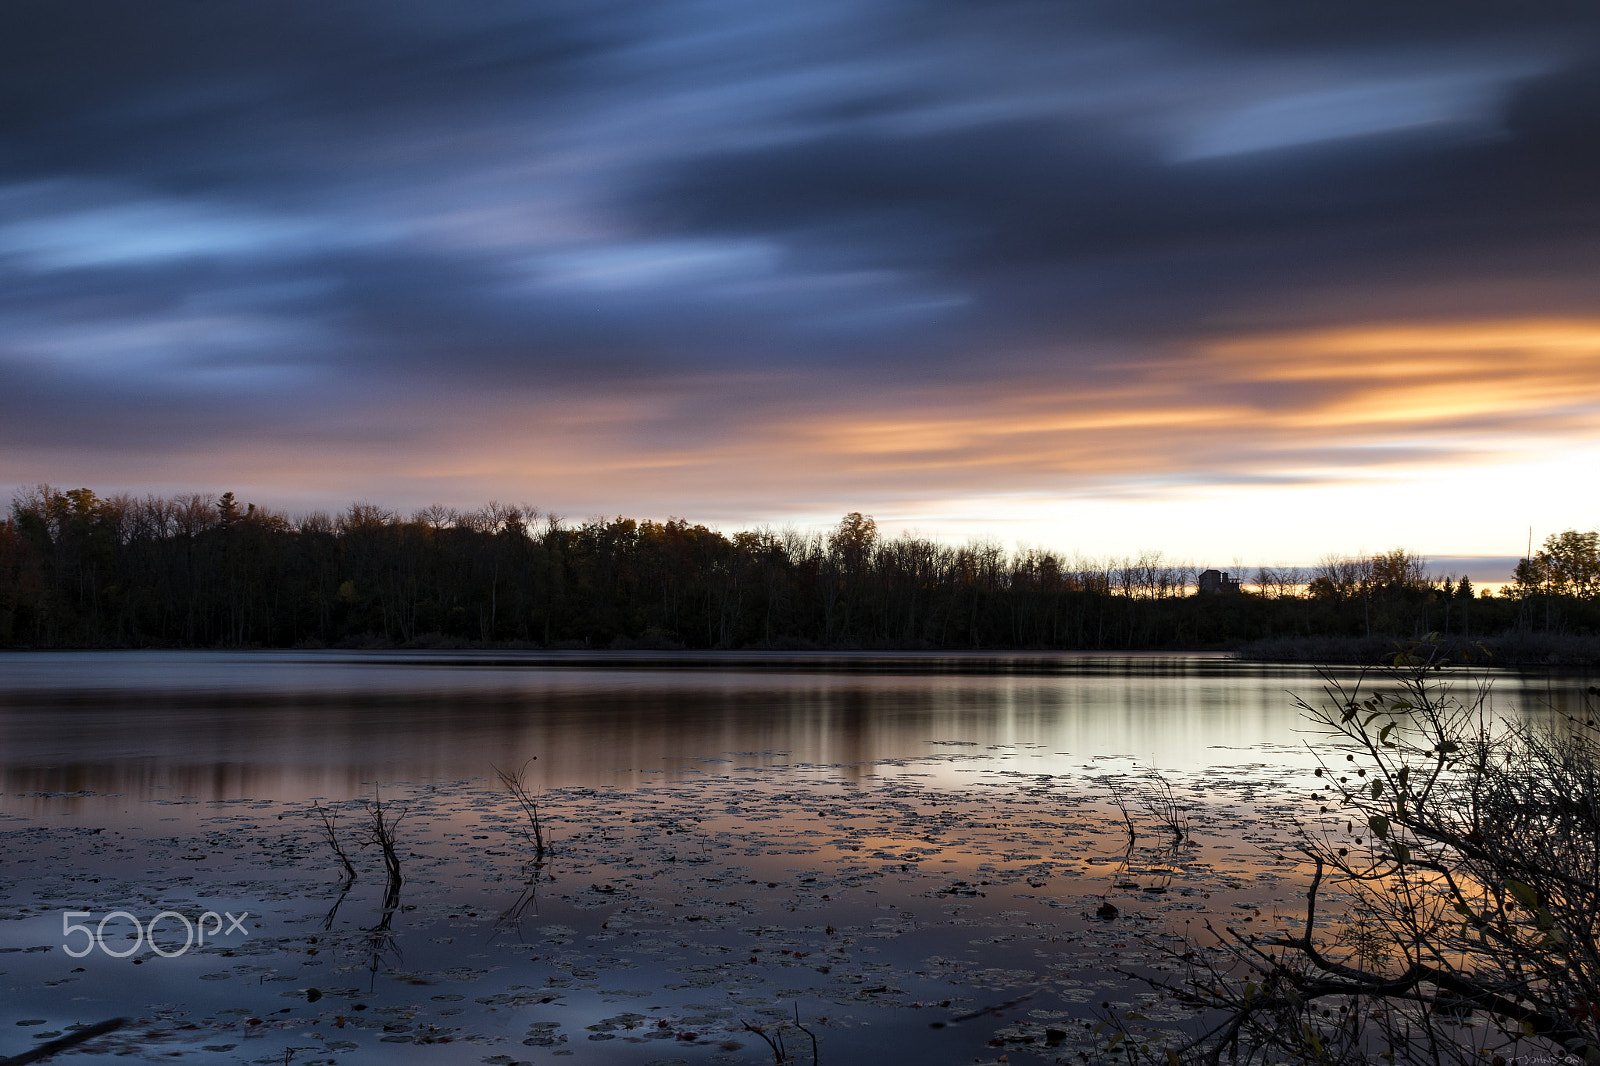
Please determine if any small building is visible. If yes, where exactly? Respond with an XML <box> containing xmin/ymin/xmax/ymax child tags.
<box><xmin>1198</xmin><ymin>569</ymin><xmax>1242</xmax><ymax>595</ymax></box>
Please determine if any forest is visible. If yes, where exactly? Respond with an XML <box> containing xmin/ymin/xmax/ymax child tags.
<box><xmin>1</xmin><ymin>485</ymin><xmax>1596</xmax><ymax>654</ymax></box>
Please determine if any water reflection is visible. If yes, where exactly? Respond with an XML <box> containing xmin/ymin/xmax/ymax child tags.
<box><xmin>0</xmin><ymin>651</ymin><xmax>1590</xmax><ymax>805</ymax></box>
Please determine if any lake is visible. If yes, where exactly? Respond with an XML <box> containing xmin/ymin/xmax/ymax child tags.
<box><xmin>0</xmin><ymin>651</ymin><xmax>1590</xmax><ymax>1064</ymax></box>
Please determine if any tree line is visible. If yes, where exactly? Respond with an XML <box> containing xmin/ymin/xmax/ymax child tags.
<box><xmin>0</xmin><ymin>485</ymin><xmax>1594</xmax><ymax>650</ymax></box>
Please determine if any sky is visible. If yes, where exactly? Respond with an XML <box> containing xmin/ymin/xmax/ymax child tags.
<box><xmin>3</xmin><ymin>1</ymin><xmax>1599</xmax><ymax>577</ymax></box>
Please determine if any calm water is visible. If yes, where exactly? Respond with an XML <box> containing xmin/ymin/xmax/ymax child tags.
<box><xmin>7</xmin><ymin>650</ymin><xmax>1588</xmax><ymax>802</ymax></box>
<box><xmin>0</xmin><ymin>652</ymin><xmax>1590</xmax><ymax>1065</ymax></box>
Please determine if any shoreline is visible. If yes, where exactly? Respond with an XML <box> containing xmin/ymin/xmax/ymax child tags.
<box><xmin>3</xmin><ymin>634</ymin><xmax>1598</xmax><ymax>670</ymax></box>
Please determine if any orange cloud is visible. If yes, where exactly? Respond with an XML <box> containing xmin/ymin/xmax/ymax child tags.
<box><xmin>769</xmin><ymin>318</ymin><xmax>1600</xmax><ymax>491</ymax></box>
<box><xmin>14</xmin><ymin>318</ymin><xmax>1600</xmax><ymax>526</ymax></box>
<box><xmin>1204</xmin><ymin>319</ymin><xmax>1600</xmax><ymax>428</ymax></box>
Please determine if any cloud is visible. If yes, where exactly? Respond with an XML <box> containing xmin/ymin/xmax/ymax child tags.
<box><xmin>1169</xmin><ymin>66</ymin><xmax>1534</xmax><ymax>161</ymax></box>
<box><xmin>2</xmin><ymin>0</ymin><xmax>1600</xmax><ymax>549</ymax></box>
<box><xmin>9</xmin><ymin>315</ymin><xmax>1594</xmax><ymax>526</ymax></box>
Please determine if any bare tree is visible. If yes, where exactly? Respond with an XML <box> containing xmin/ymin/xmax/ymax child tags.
<box><xmin>1123</xmin><ymin>650</ymin><xmax>1600</xmax><ymax>1065</ymax></box>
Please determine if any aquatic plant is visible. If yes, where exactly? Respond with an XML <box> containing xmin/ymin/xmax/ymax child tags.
<box><xmin>361</xmin><ymin>788</ymin><xmax>406</xmax><ymax>896</ymax></box>
<box><xmin>1134</xmin><ymin>769</ymin><xmax>1189</xmax><ymax>846</ymax></box>
<box><xmin>741</xmin><ymin>1003</ymin><xmax>820</xmax><ymax>1065</ymax></box>
<box><xmin>494</xmin><ymin>759</ymin><xmax>547</xmax><ymax>860</ymax></box>
<box><xmin>310</xmin><ymin>802</ymin><xmax>358</xmax><ymax>884</ymax></box>
<box><xmin>1106</xmin><ymin>776</ymin><xmax>1138</xmax><ymax>849</ymax></box>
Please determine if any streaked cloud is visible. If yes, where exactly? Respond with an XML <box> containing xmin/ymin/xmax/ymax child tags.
<box><xmin>1</xmin><ymin>0</ymin><xmax>1598</xmax><ymax>559</ymax></box>
<box><xmin>1170</xmin><ymin>62</ymin><xmax>1545</xmax><ymax>161</ymax></box>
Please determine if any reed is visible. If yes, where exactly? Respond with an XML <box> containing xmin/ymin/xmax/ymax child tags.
<box><xmin>494</xmin><ymin>759</ymin><xmax>547</xmax><ymax>860</ymax></box>
<box><xmin>311</xmin><ymin>802</ymin><xmax>359</xmax><ymax>883</ymax></box>
<box><xmin>362</xmin><ymin>787</ymin><xmax>406</xmax><ymax>894</ymax></box>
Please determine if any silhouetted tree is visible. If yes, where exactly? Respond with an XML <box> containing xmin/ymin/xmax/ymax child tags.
<box><xmin>3</xmin><ymin>490</ymin><xmax>1588</xmax><ymax>652</ymax></box>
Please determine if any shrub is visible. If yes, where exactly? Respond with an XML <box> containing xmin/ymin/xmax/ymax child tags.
<box><xmin>1140</xmin><ymin>646</ymin><xmax>1600</xmax><ymax>1065</ymax></box>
